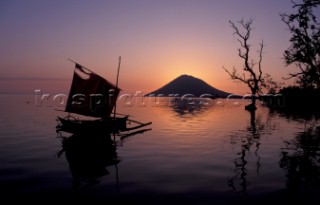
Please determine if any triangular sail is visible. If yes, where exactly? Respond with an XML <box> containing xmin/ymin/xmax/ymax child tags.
<box><xmin>65</xmin><ymin>63</ymin><xmax>120</xmax><ymax>118</ymax></box>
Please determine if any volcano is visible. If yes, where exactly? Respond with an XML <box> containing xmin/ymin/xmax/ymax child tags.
<box><xmin>146</xmin><ymin>74</ymin><xmax>230</xmax><ymax>98</ymax></box>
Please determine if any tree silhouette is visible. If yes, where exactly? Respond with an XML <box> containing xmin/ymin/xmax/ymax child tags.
<box><xmin>223</xmin><ymin>19</ymin><xmax>271</xmax><ymax>110</ymax></box>
<box><xmin>280</xmin><ymin>0</ymin><xmax>320</xmax><ymax>88</ymax></box>
<box><xmin>280</xmin><ymin>125</ymin><xmax>320</xmax><ymax>197</ymax></box>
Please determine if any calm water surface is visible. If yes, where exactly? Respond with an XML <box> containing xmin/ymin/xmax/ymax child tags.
<box><xmin>0</xmin><ymin>94</ymin><xmax>319</xmax><ymax>204</ymax></box>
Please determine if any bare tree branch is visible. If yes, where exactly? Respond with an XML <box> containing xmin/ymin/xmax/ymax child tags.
<box><xmin>258</xmin><ymin>40</ymin><xmax>264</xmax><ymax>81</ymax></box>
<box><xmin>223</xmin><ymin>18</ymin><xmax>276</xmax><ymax>108</ymax></box>
<box><xmin>222</xmin><ymin>66</ymin><xmax>247</xmax><ymax>84</ymax></box>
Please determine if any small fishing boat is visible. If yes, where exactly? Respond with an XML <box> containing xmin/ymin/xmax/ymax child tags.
<box><xmin>56</xmin><ymin>57</ymin><xmax>151</xmax><ymax>134</ymax></box>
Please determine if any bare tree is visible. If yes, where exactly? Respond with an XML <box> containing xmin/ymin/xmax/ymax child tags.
<box><xmin>223</xmin><ymin>19</ymin><xmax>265</xmax><ymax>110</ymax></box>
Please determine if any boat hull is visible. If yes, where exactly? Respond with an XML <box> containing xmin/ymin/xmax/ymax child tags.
<box><xmin>56</xmin><ymin>116</ymin><xmax>128</xmax><ymax>134</ymax></box>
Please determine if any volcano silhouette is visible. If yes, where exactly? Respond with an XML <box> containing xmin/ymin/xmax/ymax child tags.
<box><xmin>146</xmin><ymin>74</ymin><xmax>230</xmax><ymax>98</ymax></box>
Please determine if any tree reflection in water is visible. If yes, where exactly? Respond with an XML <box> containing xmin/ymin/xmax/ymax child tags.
<box><xmin>280</xmin><ymin>124</ymin><xmax>320</xmax><ymax>197</ymax></box>
<box><xmin>228</xmin><ymin>109</ymin><xmax>274</xmax><ymax>192</ymax></box>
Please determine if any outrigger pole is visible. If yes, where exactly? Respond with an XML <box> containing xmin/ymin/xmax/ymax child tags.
<box><xmin>113</xmin><ymin>56</ymin><xmax>121</xmax><ymax>120</ymax></box>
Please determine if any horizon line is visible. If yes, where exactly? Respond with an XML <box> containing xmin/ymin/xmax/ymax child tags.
<box><xmin>0</xmin><ymin>77</ymin><xmax>70</xmax><ymax>81</ymax></box>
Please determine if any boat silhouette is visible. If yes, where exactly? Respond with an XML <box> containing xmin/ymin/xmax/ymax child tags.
<box><xmin>56</xmin><ymin>58</ymin><xmax>151</xmax><ymax>134</ymax></box>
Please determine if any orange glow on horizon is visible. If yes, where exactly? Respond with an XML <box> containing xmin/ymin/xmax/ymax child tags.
<box><xmin>0</xmin><ymin>1</ymin><xmax>297</xmax><ymax>95</ymax></box>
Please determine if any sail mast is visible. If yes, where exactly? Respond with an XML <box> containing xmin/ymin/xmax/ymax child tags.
<box><xmin>113</xmin><ymin>56</ymin><xmax>121</xmax><ymax>120</ymax></box>
<box><xmin>65</xmin><ymin>59</ymin><xmax>120</xmax><ymax>118</ymax></box>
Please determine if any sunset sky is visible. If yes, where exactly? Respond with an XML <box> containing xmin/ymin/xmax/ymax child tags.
<box><xmin>0</xmin><ymin>0</ymin><xmax>313</xmax><ymax>95</ymax></box>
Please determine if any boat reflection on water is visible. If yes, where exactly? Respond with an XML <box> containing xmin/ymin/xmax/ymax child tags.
<box><xmin>57</xmin><ymin>128</ymin><xmax>151</xmax><ymax>190</ymax></box>
<box><xmin>57</xmin><ymin>132</ymin><xmax>118</xmax><ymax>189</ymax></box>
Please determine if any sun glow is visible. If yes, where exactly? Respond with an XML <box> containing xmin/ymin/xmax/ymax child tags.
<box><xmin>0</xmin><ymin>1</ymin><xmax>293</xmax><ymax>95</ymax></box>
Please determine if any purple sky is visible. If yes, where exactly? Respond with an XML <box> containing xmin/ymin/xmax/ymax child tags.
<box><xmin>0</xmin><ymin>0</ymin><xmax>314</xmax><ymax>94</ymax></box>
